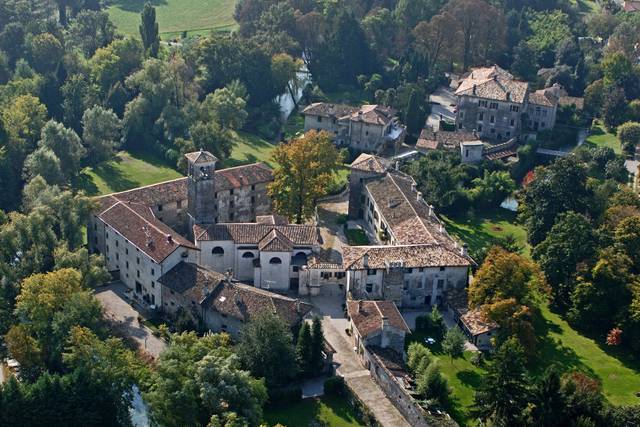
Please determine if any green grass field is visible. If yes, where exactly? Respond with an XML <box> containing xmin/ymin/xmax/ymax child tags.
<box><xmin>584</xmin><ymin>122</ymin><xmax>621</xmax><ymax>154</ymax></box>
<box><xmin>78</xmin><ymin>150</ymin><xmax>182</xmax><ymax>196</ymax></box>
<box><xmin>440</xmin><ymin>208</ymin><xmax>530</xmax><ymax>258</ymax></box>
<box><xmin>263</xmin><ymin>395</ymin><xmax>362</xmax><ymax>427</ymax></box>
<box><xmin>224</xmin><ymin>130</ymin><xmax>276</xmax><ymax>168</ymax></box>
<box><xmin>107</xmin><ymin>0</ymin><xmax>237</xmax><ymax>39</ymax></box>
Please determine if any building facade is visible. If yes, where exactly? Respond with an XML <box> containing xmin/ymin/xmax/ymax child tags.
<box><xmin>302</xmin><ymin>103</ymin><xmax>405</xmax><ymax>154</ymax></box>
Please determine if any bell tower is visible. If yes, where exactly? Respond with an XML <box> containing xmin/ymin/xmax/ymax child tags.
<box><xmin>186</xmin><ymin>150</ymin><xmax>218</xmax><ymax>231</ymax></box>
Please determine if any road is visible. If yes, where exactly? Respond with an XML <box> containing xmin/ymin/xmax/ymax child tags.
<box><xmin>95</xmin><ymin>282</ymin><xmax>167</xmax><ymax>359</ymax></box>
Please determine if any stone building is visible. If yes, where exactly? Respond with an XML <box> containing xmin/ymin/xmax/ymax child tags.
<box><xmin>347</xmin><ymin>300</ymin><xmax>410</xmax><ymax>362</ymax></box>
<box><xmin>454</xmin><ymin>65</ymin><xmax>559</xmax><ymax>141</ymax></box>
<box><xmin>158</xmin><ymin>261</ymin><xmax>312</xmax><ymax>338</ymax></box>
<box><xmin>87</xmin><ymin>150</ymin><xmax>275</xmax><ymax>308</ymax></box>
<box><xmin>301</xmin><ymin>103</ymin><xmax>405</xmax><ymax>154</ymax></box>
<box><xmin>345</xmin><ymin>154</ymin><xmax>473</xmax><ymax>308</ymax></box>
<box><xmin>193</xmin><ymin>215</ymin><xmax>320</xmax><ymax>293</ymax></box>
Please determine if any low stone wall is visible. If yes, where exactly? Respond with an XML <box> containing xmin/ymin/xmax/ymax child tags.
<box><xmin>365</xmin><ymin>349</ymin><xmax>458</xmax><ymax>427</ymax></box>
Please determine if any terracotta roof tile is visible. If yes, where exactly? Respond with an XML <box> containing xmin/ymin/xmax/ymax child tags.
<box><xmin>342</xmin><ymin>244</ymin><xmax>471</xmax><ymax>270</ymax></box>
<box><xmin>258</xmin><ymin>229</ymin><xmax>294</xmax><ymax>252</ymax></box>
<box><xmin>195</xmin><ymin>223</ymin><xmax>318</xmax><ymax>247</ymax></box>
<box><xmin>302</xmin><ymin>103</ymin><xmax>357</xmax><ymax>118</ymax></box>
<box><xmin>347</xmin><ymin>300</ymin><xmax>410</xmax><ymax>337</ymax></box>
<box><xmin>350</xmin><ymin>153</ymin><xmax>389</xmax><ymax>173</ymax></box>
<box><xmin>185</xmin><ymin>150</ymin><xmax>219</xmax><ymax>164</ymax></box>
<box><xmin>99</xmin><ymin>201</ymin><xmax>197</xmax><ymax>263</ymax></box>
<box><xmin>455</xmin><ymin>66</ymin><xmax>528</xmax><ymax>103</ymax></box>
<box><xmin>460</xmin><ymin>308</ymin><xmax>498</xmax><ymax>336</ymax></box>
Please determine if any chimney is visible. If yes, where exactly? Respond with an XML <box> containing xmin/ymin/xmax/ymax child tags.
<box><xmin>357</xmin><ymin>300</ymin><xmax>362</xmax><ymax>313</ymax></box>
<box><xmin>417</xmin><ymin>191</ymin><xmax>423</xmax><ymax>202</ymax></box>
<box><xmin>493</xmin><ymin>74</ymin><xmax>497</xmax><ymax>81</ymax></box>
<box><xmin>295</xmin><ymin>299</ymin><xmax>301</xmax><ymax>313</ymax></box>
<box><xmin>472</xmin><ymin>84</ymin><xmax>476</xmax><ymax>95</ymax></box>
<box><xmin>411</xmin><ymin>183</ymin><xmax>416</xmax><ymax>192</ymax></box>
<box><xmin>428</xmin><ymin>204</ymin><xmax>433</xmax><ymax>216</ymax></box>
<box><xmin>381</xmin><ymin>315</ymin><xmax>389</xmax><ymax>330</ymax></box>
<box><xmin>363</xmin><ymin>253</ymin><xmax>369</xmax><ymax>268</ymax></box>
<box><xmin>461</xmin><ymin>243</ymin><xmax>468</xmax><ymax>257</ymax></box>
<box><xmin>473</xmin><ymin>129</ymin><xmax>477</xmax><ymax>137</ymax></box>
<box><xmin>166</xmin><ymin>234</ymin><xmax>173</xmax><ymax>244</ymax></box>
<box><xmin>506</xmin><ymin>91</ymin><xmax>511</xmax><ymax>100</ymax></box>
<box><xmin>395</xmin><ymin>161</ymin><xmax>400</xmax><ymax>171</ymax></box>
<box><xmin>439</xmin><ymin>223</ymin><xmax>444</xmax><ymax>233</ymax></box>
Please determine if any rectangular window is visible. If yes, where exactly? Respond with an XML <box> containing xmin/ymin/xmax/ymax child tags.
<box><xmin>136</xmin><ymin>257</ymin><xmax>140</xmax><ymax>265</ymax></box>
<box><xmin>115</xmin><ymin>240</ymin><xmax>119</xmax><ymax>247</ymax></box>
<box><xmin>126</xmin><ymin>261</ymin><xmax>129</xmax><ymax>269</ymax></box>
<box><xmin>367</xmin><ymin>269</ymin><xmax>376</xmax><ymax>276</ymax></box>
<box><xmin>157</xmin><ymin>204</ymin><xmax>163</xmax><ymax>212</ymax></box>
<box><xmin>417</xmin><ymin>281</ymin><xmax>423</xmax><ymax>289</ymax></box>
<box><xmin>365</xmin><ymin>283</ymin><xmax>373</xmax><ymax>293</ymax></box>
<box><xmin>478</xmin><ymin>112</ymin><xmax>484</xmax><ymax>121</ymax></box>
<box><xmin>407</xmin><ymin>268</ymin><xmax>413</xmax><ymax>274</ymax></box>
<box><xmin>151</xmin><ymin>281</ymin><xmax>155</xmax><ymax>288</ymax></box>
<box><xmin>510</xmin><ymin>105</ymin><xmax>519</xmax><ymax>112</ymax></box>
<box><xmin>335</xmin><ymin>272</ymin><xmax>345</xmax><ymax>279</ymax></box>
<box><xmin>116</xmin><ymin>253</ymin><xmax>119</xmax><ymax>261</ymax></box>
<box><xmin>458</xmin><ymin>123</ymin><xmax>463</xmax><ymax>129</ymax></box>
<box><xmin>490</xmin><ymin>115</ymin><xmax>495</xmax><ymax>123</ymax></box>
<box><xmin>478</xmin><ymin>100</ymin><xmax>488</xmax><ymax>107</ymax></box>
<box><xmin>317</xmin><ymin>116</ymin><xmax>322</xmax><ymax>123</ymax></box>
<box><xmin>137</xmin><ymin>270</ymin><xmax>140</xmax><ymax>278</ymax></box>
<box><xmin>489</xmin><ymin>102</ymin><xmax>499</xmax><ymax>109</ymax></box>
<box><xmin>251</xmin><ymin>184</ymin><xmax>255</xmax><ymax>191</ymax></box>
<box><xmin>459</xmin><ymin>112</ymin><xmax>464</xmax><ymax>119</ymax></box>
<box><xmin>230</xmin><ymin>189</ymin><xmax>234</xmax><ymax>196</ymax></box>
<box><xmin>439</xmin><ymin>266</ymin><xmax>445</xmax><ymax>271</ymax></box>
<box><xmin>478</xmin><ymin>125</ymin><xmax>483</xmax><ymax>132</ymax></box>
<box><xmin>510</xmin><ymin>119</ymin><xmax>515</xmax><ymax>126</ymax></box>
<box><xmin>151</xmin><ymin>268</ymin><xmax>155</xmax><ymax>276</ymax></box>
<box><xmin>229</xmin><ymin>213</ymin><xmax>234</xmax><ymax>221</ymax></box>
<box><xmin>176</xmin><ymin>200</ymin><xmax>182</xmax><ymax>209</ymax></box>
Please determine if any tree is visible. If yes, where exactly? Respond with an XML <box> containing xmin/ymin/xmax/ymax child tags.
<box><xmin>441</xmin><ymin>0</ymin><xmax>504</xmax><ymax>70</ymax></box>
<box><xmin>602</xmin><ymin>87</ymin><xmax>628</xmax><ymax>130</ymax></box>
<box><xmin>201</xmin><ymin>87</ymin><xmax>248</xmax><ymax>130</ymax></box>
<box><xmin>412</xmin><ymin>14</ymin><xmax>455</xmax><ymax>70</ymax></box>
<box><xmin>473</xmin><ymin>337</ymin><xmax>531</xmax><ymax>426</ymax></box>
<box><xmin>68</xmin><ymin>10</ymin><xmax>117</xmax><ymax>57</ymax></box>
<box><xmin>188</xmin><ymin>121</ymin><xmax>233</xmax><ymax>160</ymax></box>
<box><xmin>82</xmin><ymin>106</ymin><xmax>122</xmax><ymax>165</ymax></box>
<box><xmin>511</xmin><ymin>42</ymin><xmax>538</xmax><ymax>81</ymax></box>
<box><xmin>519</xmin><ymin>157</ymin><xmax>591</xmax><ymax>246</ymax></box>
<box><xmin>468</xmin><ymin>170</ymin><xmax>516</xmax><ymax>208</ymax></box>
<box><xmin>237</xmin><ymin>311</ymin><xmax>297</xmax><ymax>387</ymax></box>
<box><xmin>53</xmin><ymin>244</ymin><xmax>111</xmax><ymax>287</ymax></box>
<box><xmin>296</xmin><ymin>322</ymin><xmax>312</xmax><ymax>377</ymax></box>
<box><xmin>532</xmin><ymin>212</ymin><xmax>596</xmax><ymax>307</ymax></box>
<box><xmin>395</xmin><ymin>0</ymin><xmax>444</xmax><ymax>29</ymax></box>
<box><xmin>614</xmin><ymin>216</ymin><xmax>640</xmax><ymax>271</ymax></box>
<box><xmin>63</xmin><ymin>326</ymin><xmax>147</xmax><ymax>426</ymax></box>
<box><xmin>5</xmin><ymin>324</ymin><xmax>43</xmax><ymax>373</ymax></box>
<box><xmin>442</xmin><ymin>327</ymin><xmax>466</xmax><ymax>362</ymax></box>
<box><xmin>416</xmin><ymin>361</ymin><xmax>450</xmax><ymax>404</ymax></box>
<box><xmin>0</xmin><ymin>22</ymin><xmax>25</xmax><ymax>67</ymax></box>
<box><xmin>146</xmin><ymin>332</ymin><xmax>266</xmax><ymax>427</ymax></box>
<box><xmin>407</xmin><ymin>342</ymin><xmax>432</xmax><ymax>374</ymax></box>
<box><xmin>2</xmin><ymin>94</ymin><xmax>48</xmax><ymax>148</ymax></box>
<box><xmin>617</xmin><ymin>122</ymin><xmax>640</xmax><ymax>155</ymax></box>
<box><xmin>28</xmin><ymin>33</ymin><xmax>63</xmax><ymax>74</ymax></box>
<box><xmin>310</xmin><ymin>316</ymin><xmax>324</xmax><ymax>374</ymax></box>
<box><xmin>268</xmin><ymin>131</ymin><xmax>344</xmax><ymax>224</ymax></box>
<box><xmin>89</xmin><ymin>38</ymin><xmax>143</xmax><ymax>94</ymax></box>
<box><xmin>62</xmin><ymin>74</ymin><xmax>99</xmax><ymax>133</ymax></box>
<box><xmin>38</xmin><ymin>120</ymin><xmax>86</xmax><ymax>179</ymax></box>
<box><xmin>405</xmin><ymin>89</ymin><xmax>424</xmax><ymax>140</ymax></box>
<box><xmin>139</xmin><ymin>2</ymin><xmax>160</xmax><ymax>58</ymax></box>
<box><xmin>532</xmin><ymin>367</ymin><xmax>567</xmax><ymax>426</ymax></box>
<box><xmin>526</xmin><ymin>10</ymin><xmax>572</xmax><ymax>67</ymax></box>
<box><xmin>22</xmin><ymin>147</ymin><xmax>65</xmax><ymax>185</ymax></box>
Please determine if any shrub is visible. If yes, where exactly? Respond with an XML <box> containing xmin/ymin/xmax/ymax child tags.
<box><xmin>324</xmin><ymin>376</ymin><xmax>346</xmax><ymax>396</ymax></box>
<box><xmin>407</xmin><ymin>342</ymin><xmax>432</xmax><ymax>374</ymax></box>
<box><xmin>417</xmin><ymin>362</ymin><xmax>450</xmax><ymax>404</ymax></box>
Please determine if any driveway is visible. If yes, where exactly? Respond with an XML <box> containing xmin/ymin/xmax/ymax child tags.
<box><xmin>95</xmin><ymin>282</ymin><xmax>167</xmax><ymax>359</ymax></box>
<box><xmin>317</xmin><ymin>192</ymin><xmax>349</xmax><ymax>263</ymax></box>
<box><xmin>427</xmin><ymin>87</ymin><xmax>457</xmax><ymax>130</ymax></box>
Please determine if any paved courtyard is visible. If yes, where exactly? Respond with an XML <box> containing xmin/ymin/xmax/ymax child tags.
<box><xmin>427</xmin><ymin>87</ymin><xmax>457</xmax><ymax>130</ymax></box>
<box><xmin>95</xmin><ymin>282</ymin><xmax>166</xmax><ymax>359</ymax></box>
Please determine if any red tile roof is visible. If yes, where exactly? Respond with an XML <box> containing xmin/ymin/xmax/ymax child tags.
<box><xmin>99</xmin><ymin>201</ymin><xmax>197</xmax><ymax>263</ymax></box>
<box><xmin>194</xmin><ymin>222</ymin><xmax>318</xmax><ymax>247</ymax></box>
<box><xmin>455</xmin><ymin>66</ymin><xmax>528</xmax><ymax>103</ymax></box>
<box><xmin>347</xmin><ymin>300</ymin><xmax>410</xmax><ymax>337</ymax></box>
<box><xmin>342</xmin><ymin>244</ymin><xmax>471</xmax><ymax>270</ymax></box>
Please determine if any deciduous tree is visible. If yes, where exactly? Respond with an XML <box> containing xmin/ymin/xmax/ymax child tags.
<box><xmin>268</xmin><ymin>131</ymin><xmax>344</xmax><ymax>224</ymax></box>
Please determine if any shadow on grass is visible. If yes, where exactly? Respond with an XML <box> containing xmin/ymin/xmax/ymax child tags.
<box><xmin>441</xmin><ymin>208</ymin><xmax>520</xmax><ymax>255</ymax></box>
<box><xmin>222</xmin><ymin>153</ymin><xmax>259</xmax><ymax>168</ymax></box>
<box><xmin>457</xmin><ymin>369</ymin><xmax>482</xmax><ymax>388</ymax></box>
<box><xmin>530</xmin><ymin>312</ymin><xmax>596</xmax><ymax>379</ymax></box>
<box><xmin>109</xmin><ymin>0</ymin><xmax>168</xmax><ymax>13</ymax></box>
<box><xmin>91</xmin><ymin>158</ymin><xmax>138</xmax><ymax>193</ymax></box>
<box><xmin>75</xmin><ymin>171</ymin><xmax>100</xmax><ymax>196</ymax></box>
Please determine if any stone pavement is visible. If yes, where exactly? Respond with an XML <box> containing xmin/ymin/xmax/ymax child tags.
<box><xmin>95</xmin><ymin>282</ymin><xmax>167</xmax><ymax>359</ymax></box>
<box><xmin>322</xmin><ymin>316</ymin><xmax>412</xmax><ymax>427</ymax></box>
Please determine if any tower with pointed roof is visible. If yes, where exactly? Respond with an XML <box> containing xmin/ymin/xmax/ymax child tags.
<box><xmin>186</xmin><ymin>150</ymin><xmax>218</xmax><ymax>230</ymax></box>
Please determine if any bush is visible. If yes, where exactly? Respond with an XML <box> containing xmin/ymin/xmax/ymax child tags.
<box><xmin>417</xmin><ymin>362</ymin><xmax>450</xmax><ymax>404</ymax></box>
<box><xmin>324</xmin><ymin>376</ymin><xmax>346</xmax><ymax>396</ymax></box>
<box><xmin>470</xmin><ymin>351</ymin><xmax>484</xmax><ymax>367</ymax></box>
<box><xmin>407</xmin><ymin>342</ymin><xmax>432</xmax><ymax>374</ymax></box>
<box><xmin>269</xmin><ymin>387</ymin><xmax>302</xmax><ymax>404</ymax></box>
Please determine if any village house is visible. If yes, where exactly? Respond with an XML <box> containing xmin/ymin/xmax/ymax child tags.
<box><xmin>344</xmin><ymin>154</ymin><xmax>473</xmax><ymax>308</ymax></box>
<box><xmin>454</xmin><ymin>65</ymin><xmax>560</xmax><ymax>140</ymax></box>
<box><xmin>444</xmin><ymin>289</ymin><xmax>499</xmax><ymax>351</ymax></box>
<box><xmin>158</xmin><ymin>261</ymin><xmax>312</xmax><ymax>338</ymax></box>
<box><xmin>301</xmin><ymin>102</ymin><xmax>406</xmax><ymax>154</ymax></box>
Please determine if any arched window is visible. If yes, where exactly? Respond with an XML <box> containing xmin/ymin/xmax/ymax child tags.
<box><xmin>242</xmin><ymin>251</ymin><xmax>255</xmax><ymax>258</ymax></box>
<box><xmin>212</xmin><ymin>247</ymin><xmax>224</xmax><ymax>256</ymax></box>
<box><xmin>269</xmin><ymin>257</ymin><xmax>282</xmax><ymax>265</ymax></box>
<box><xmin>292</xmin><ymin>252</ymin><xmax>308</xmax><ymax>266</ymax></box>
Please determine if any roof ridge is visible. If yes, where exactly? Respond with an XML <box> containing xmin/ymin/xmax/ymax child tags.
<box><xmin>121</xmin><ymin>201</ymin><xmax>191</xmax><ymax>249</ymax></box>
<box><xmin>385</xmin><ymin>173</ymin><xmax>433</xmax><ymax>243</ymax></box>
<box><xmin>103</xmin><ymin>176</ymin><xmax>186</xmax><ymax>198</ymax></box>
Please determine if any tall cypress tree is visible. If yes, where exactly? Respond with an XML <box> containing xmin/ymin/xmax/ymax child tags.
<box><xmin>296</xmin><ymin>322</ymin><xmax>312</xmax><ymax>377</ymax></box>
<box><xmin>405</xmin><ymin>89</ymin><xmax>424</xmax><ymax>141</ymax></box>
<box><xmin>139</xmin><ymin>2</ymin><xmax>160</xmax><ymax>58</ymax></box>
<box><xmin>310</xmin><ymin>316</ymin><xmax>324</xmax><ymax>373</ymax></box>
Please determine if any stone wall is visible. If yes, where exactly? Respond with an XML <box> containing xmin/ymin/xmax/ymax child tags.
<box><xmin>365</xmin><ymin>349</ymin><xmax>458</xmax><ymax>427</ymax></box>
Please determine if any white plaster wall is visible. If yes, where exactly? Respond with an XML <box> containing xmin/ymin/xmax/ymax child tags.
<box><xmin>198</xmin><ymin>240</ymin><xmax>235</xmax><ymax>274</ymax></box>
<box><xmin>258</xmin><ymin>251</ymin><xmax>291</xmax><ymax>291</ymax></box>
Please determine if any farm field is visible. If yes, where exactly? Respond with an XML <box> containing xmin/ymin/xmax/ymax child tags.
<box><xmin>107</xmin><ymin>0</ymin><xmax>237</xmax><ymax>39</ymax></box>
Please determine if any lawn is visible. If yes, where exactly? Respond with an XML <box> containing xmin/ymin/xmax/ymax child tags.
<box><xmin>440</xmin><ymin>208</ymin><xmax>530</xmax><ymax>258</ymax></box>
<box><xmin>107</xmin><ymin>0</ymin><xmax>237</xmax><ymax>39</ymax></box>
<box><xmin>78</xmin><ymin>132</ymin><xmax>276</xmax><ymax>196</ymax></box>
<box><xmin>584</xmin><ymin>122</ymin><xmax>621</xmax><ymax>154</ymax></box>
<box><xmin>407</xmin><ymin>303</ymin><xmax>640</xmax><ymax>426</ymax></box>
<box><xmin>224</xmin><ymin>130</ymin><xmax>277</xmax><ymax>168</ymax></box>
<box><xmin>263</xmin><ymin>395</ymin><xmax>363</xmax><ymax>427</ymax></box>
<box><xmin>77</xmin><ymin>150</ymin><xmax>183</xmax><ymax>196</ymax></box>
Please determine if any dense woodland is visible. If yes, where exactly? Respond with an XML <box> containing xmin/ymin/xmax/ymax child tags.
<box><xmin>0</xmin><ymin>0</ymin><xmax>640</xmax><ymax>425</ymax></box>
